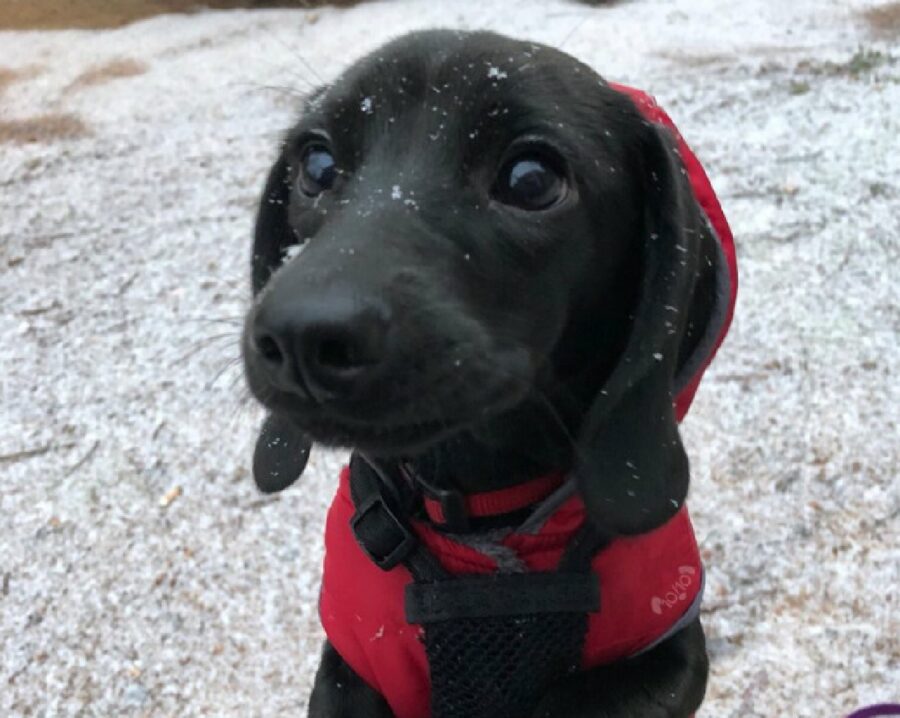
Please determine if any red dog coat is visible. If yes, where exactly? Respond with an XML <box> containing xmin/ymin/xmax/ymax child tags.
<box><xmin>319</xmin><ymin>85</ymin><xmax>738</xmax><ymax>718</ymax></box>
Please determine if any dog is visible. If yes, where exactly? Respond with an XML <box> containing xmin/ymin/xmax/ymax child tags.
<box><xmin>242</xmin><ymin>30</ymin><xmax>737</xmax><ymax>718</ymax></box>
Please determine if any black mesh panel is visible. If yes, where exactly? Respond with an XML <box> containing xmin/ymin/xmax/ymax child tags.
<box><xmin>422</xmin><ymin>611</ymin><xmax>587</xmax><ymax>718</ymax></box>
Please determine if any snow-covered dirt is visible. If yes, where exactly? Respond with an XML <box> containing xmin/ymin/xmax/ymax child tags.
<box><xmin>1</xmin><ymin>1</ymin><xmax>897</xmax><ymax>715</ymax></box>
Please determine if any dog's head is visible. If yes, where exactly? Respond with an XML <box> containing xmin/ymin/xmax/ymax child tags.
<box><xmin>243</xmin><ymin>31</ymin><xmax>716</xmax><ymax>534</ymax></box>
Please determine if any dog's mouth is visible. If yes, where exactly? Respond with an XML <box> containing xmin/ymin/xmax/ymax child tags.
<box><xmin>259</xmin><ymin>367</ymin><xmax>534</xmax><ymax>456</ymax></box>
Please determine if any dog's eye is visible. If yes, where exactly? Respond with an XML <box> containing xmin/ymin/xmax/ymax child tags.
<box><xmin>298</xmin><ymin>143</ymin><xmax>337</xmax><ymax>197</ymax></box>
<box><xmin>494</xmin><ymin>153</ymin><xmax>566</xmax><ymax>210</ymax></box>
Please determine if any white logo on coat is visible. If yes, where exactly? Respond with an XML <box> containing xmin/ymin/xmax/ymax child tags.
<box><xmin>650</xmin><ymin>565</ymin><xmax>696</xmax><ymax>615</ymax></box>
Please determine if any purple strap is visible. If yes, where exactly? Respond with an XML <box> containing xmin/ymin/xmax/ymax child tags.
<box><xmin>847</xmin><ymin>705</ymin><xmax>900</xmax><ymax>718</ymax></box>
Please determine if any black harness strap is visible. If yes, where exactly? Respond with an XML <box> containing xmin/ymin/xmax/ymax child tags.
<box><xmin>406</xmin><ymin>571</ymin><xmax>598</xmax><ymax>624</ymax></box>
<box><xmin>349</xmin><ymin>454</ymin><xmax>446</xmax><ymax>580</ymax></box>
<box><xmin>347</xmin><ymin>453</ymin><xmax>601</xmax><ymax>718</ymax></box>
<box><xmin>559</xmin><ymin>521</ymin><xmax>611</xmax><ymax>571</ymax></box>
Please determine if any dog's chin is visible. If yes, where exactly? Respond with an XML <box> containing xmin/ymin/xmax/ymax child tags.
<box><xmin>302</xmin><ymin>417</ymin><xmax>463</xmax><ymax>456</ymax></box>
<box><xmin>271</xmin><ymin>386</ymin><xmax>532</xmax><ymax>457</ymax></box>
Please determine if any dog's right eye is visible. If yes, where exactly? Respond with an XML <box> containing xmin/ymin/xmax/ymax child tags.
<box><xmin>297</xmin><ymin>142</ymin><xmax>337</xmax><ymax>197</ymax></box>
<box><xmin>493</xmin><ymin>151</ymin><xmax>567</xmax><ymax>211</ymax></box>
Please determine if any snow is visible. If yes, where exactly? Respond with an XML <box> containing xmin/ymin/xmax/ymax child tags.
<box><xmin>1</xmin><ymin>0</ymin><xmax>898</xmax><ymax>716</ymax></box>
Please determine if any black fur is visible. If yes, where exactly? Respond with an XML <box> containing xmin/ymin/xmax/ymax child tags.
<box><xmin>243</xmin><ymin>30</ymin><xmax>716</xmax><ymax>717</ymax></box>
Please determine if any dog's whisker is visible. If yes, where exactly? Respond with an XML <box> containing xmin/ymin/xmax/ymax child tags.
<box><xmin>257</xmin><ymin>24</ymin><xmax>325</xmax><ymax>87</ymax></box>
<box><xmin>556</xmin><ymin>11</ymin><xmax>595</xmax><ymax>50</ymax></box>
<box><xmin>206</xmin><ymin>356</ymin><xmax>244</xmax><ymax>391</ymax></box>
<box><xmin>234</xmin><ymin>81</ymin><xmax>311</xmax><ymax>99</ymax></box>
<box><xmin>181</xmin><ymin>315</ymin><xmax>245</xmax><ymax>327</ymax></box>
<box><xmin>228</xmin><ymin>368</ymin><xmax>250</xmax><ymax>393</ymax></box>
<box><xmin>529</xmin><ymin>388</ymin><xmax>582</xmax><ymax>457</ymax></box>
<box><xmin>170</xmin><ymin>332</ymin><xmax>241</xmax><ymax>368</ymax></box>
<box><xmin>226</xmin><ymin>387</ymin><xmax>260</xmax><ymax>433</ymax></box>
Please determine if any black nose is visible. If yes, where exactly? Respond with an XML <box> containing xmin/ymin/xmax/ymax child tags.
<box><xmin>251</xmin><ymin>294</ymin><xmax>389</xmax><ymax>402</ymax></box>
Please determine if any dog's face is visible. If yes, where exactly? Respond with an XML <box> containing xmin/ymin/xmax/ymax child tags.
<box><xmin>244</xmin><ymin>31</ymin><xmax>713</xmax><ymax>532</ymax></box>
<box><xmin>244</xmin><ymin>31</ymin><xmax>645</xmax><ymax>450</ymax></box>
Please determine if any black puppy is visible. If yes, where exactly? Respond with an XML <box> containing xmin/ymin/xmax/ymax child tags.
<box><xmin>243</xmin><ymin>30</ymin><xmax>734</xmax><ymax>718</ymax></box>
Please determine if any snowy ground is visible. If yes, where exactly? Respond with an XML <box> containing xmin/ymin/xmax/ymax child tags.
<box><xmin>1</xmin><ymin>1</ymin><xmax>898</xmax><ymax>716</ymax></box>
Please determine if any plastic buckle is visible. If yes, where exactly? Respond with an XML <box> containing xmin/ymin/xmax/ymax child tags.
<box><xmin>426</xmin><ymin>485</ymin><xmax>470</xmax><ymax>532</ymax></box>
<box><xmin>350</xmin><ymin>494</ymin><xmax>417</xmax><ymax>571</ymax></box>
<box><xmin>398</xmin><ymin>462</ymin><xmax>470</xmax><ymax>532</ymax></box>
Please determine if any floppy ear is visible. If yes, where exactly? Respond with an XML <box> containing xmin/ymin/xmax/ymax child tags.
<box><xmin>252</xmin><ymin>85</ymin><xmax>330</xmax><ymax>294</ymax></box>
<box><xmin>251</xmin><ymin>150</ymin><xmax>295</xmax><ymax>295</ymax></box>
<box><xmin>576</xmin><ymin>121</ymin><xmax>706</xmax><ymax>535</ymax></box>
<box><xmin>253</xmin><ymin>413</ymin><xmax>311</xmax><ymax>493</ymax></box>
<box><xmin>249</xmin><ymin>151</ymin><xmax>314</xmax><ymax>492</ymax></box>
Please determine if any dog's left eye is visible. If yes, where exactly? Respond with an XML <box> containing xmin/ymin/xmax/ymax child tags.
<box><xmin>298</xmin><ymin>143</ymin><xmax>338</xmax><ymax>197</ymax></box>
<box><xmin>493</xmin><ymin>153</ymin><xmax>566</xmax><ymax>210</ymax></box>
